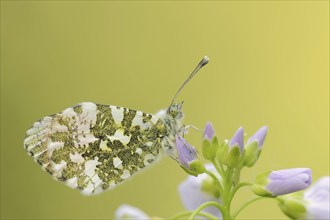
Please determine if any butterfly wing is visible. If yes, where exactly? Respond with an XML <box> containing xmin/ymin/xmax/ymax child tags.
<box><xmin>24</xmin><ymin>102</ymin><xmax>167</xmax><ymax>195</ymax></box>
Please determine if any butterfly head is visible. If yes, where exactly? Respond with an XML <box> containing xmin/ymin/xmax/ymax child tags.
<box><xmin>167</xmin><ymin>101</ymin><xmax>184</xmax><ymax>120</ymax></box>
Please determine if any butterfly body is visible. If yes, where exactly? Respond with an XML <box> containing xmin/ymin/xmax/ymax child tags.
<box><xmin>24</xmin><ymin>102</ymin><xmax>184</xmax><ymax>195</ymax></box>
<box><xmin>24</xmin><ymin>56</ymin><xmax>209</xmax><ymax>195</ymax></box>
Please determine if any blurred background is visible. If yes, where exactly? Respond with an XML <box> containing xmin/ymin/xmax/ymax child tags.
<box><xmin>1</xmin><ymin>1</ymin><xmax>329</xmax><ymax>219</ymax></box>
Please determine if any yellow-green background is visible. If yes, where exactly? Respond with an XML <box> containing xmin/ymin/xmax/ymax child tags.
<box><xmin>1</xmin><ymin>1</ymin><xmax>329</xmax><ymax>219</ymax></box>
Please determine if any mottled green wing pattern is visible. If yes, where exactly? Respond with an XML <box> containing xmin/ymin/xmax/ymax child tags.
<box><xmin>24</xmin><ymin>102</ymin><xmax>167</xmax><ymax>195</ymax></box>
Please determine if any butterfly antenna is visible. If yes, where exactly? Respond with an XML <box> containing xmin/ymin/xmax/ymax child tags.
<box><xmin>170</xmin><ymin>56</ymin><xmax>209</xmax><ymax>105</ymax></box>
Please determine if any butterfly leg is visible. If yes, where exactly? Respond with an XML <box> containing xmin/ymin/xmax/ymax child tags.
<box><xmin>182</xmin><ymin>125</ymin><xmax>202</xmax><ymax>137</ymax></box>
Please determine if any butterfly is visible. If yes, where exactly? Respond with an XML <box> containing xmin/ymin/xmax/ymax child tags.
<box><xmin>24</xmin><ymin>56</ymin><xmax>209</xmax><ymax>195</ymax></box>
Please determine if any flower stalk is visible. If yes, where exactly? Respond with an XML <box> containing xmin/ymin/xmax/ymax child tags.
<box><xmin>114</xmin><ymin>123</ymin><xmax>327</xmax><ymax>220</ymax></box>
<box><xmin>176</xmin><ymin>123</ymin><xmax>314</xmax><ymax>220</ymax></box>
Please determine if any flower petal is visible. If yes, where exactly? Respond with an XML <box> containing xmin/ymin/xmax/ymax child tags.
<box><xmin>306</xmin><ymin>202</ymin><xmax>330</xmax><ymax>219</ymax></box>
<box><xmin>115</xmin><ymin>204</ymin><xmax>149</xmax><ymax>220</ymax></box>
<box><xmin>247</xmin><ymin>126</ymin><xmax>268</xmax><ymax>149</ymax></box>
<box><xmin>267</xmin><ymin>168</ymin><xmax>312</xmax><ymax>196</ymax></box>
<box><xmin>304</xmin><ymin>176</ymin><xmax>330</xmax><ymax>200</ymax></box>
<box><xmin>229</xmin><ymin>127</ymin><xmax>244</xmax><ymax>151</ymax></box>
<box><xmin>304</xmin><ymin>176</ymin><xmax>330</xmax><ymax>219</ymax></box>
<box><xmin>176</xmin><ymin>136</ymin><xmax>198</xmax><ymax>168</ymax></box>
<box><xmin>178</xmin><ymin>164</ymin><xmax>222</xmax><ymax>218</ymax></box>
<box><xmin>204</xmin><ymin>122</ymin><xmax>215</xmax><ymax>140</ymax></box>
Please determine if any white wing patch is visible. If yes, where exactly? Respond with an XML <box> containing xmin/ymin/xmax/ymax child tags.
<box><xmin>113</xmin><ymin>157</ymin><xmax>123</xmax><ymax>169</ymax></box>
<box><xmin>110</xmin><ymin>106</ymin><xmax>124</xmax><ymax>125</ymax></box>
<box><xmin>70</xmin><ymin>152</ymin><xmax>84</xmax><ymax>163</ymax></box>
<box><xmin>108</xmin><ymin>129</ymin><xmax>131</xmax><ymax>145</ymax></box>
<box><xmin>120</xmin><ymin>170</ymin><xmax>131</xmax><ymax>179</ymax></box>
<box><xmin>132</xmin><ymin>112</ymin><xmax>151</xmax><ymax>129</ymax></box>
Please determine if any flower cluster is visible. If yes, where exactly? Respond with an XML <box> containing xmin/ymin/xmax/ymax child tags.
<box><xmin>114</xmin><ymin>123</ymin><xmax>329</xmax><ymax>220</ymax></box>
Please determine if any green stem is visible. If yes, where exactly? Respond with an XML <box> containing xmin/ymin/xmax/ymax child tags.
<box><xmin>170</xmin><ymin>211</ymin><xmax>219</xmax><ymax>220</ymax></box>
<box><xmin>211</xmin><ymin>159</ymin><xmax>225</xmax><ymax>177</ymax></box>
<box><xmin>232</xmin><ymin>196</ymin><xmax>266</xmax><ymax>219</ymax></box>
<box><xmin>227</xmin><ymin>181</ymin><xmax>253</xmax><ymax>215</ymax></box>
<box><xmin>233</xmin><ymin>181</ymin><xmax>253</xmax><ymax>195</ymax></box>
<box><xmin>188</xmin><ymin>201</ymin><xmax>224</xmax><ymax>220</ymax></box>
<box><xmin>222</xmin><ymin>167</ymin><xmax>234</xmax><ymax>217</ymax></box>
<box><xmin>219</xmin><ymin>164</ymin><xmax>226</xmax><ymax>175</ymax></box>
<box><xmin>232</xmin><ymin>167</ymin><xmax>241</xmax><ymax>186</ymax></box>
<box><xmin>205</xmin><ymin>169</ymin><xmax>224</xmax><ymax>195</ymax></box>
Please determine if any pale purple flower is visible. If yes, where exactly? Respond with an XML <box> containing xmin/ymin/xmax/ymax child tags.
<box><xmin>267</xmin><ymin>168</ymin><xmax>312</xmax><ymax>196</ymax></box>
<box><xmin>178</xmin><ymin>163</ymin><xmax>222</xmax><ymax>218</ymax></box>
<box><xmin>204</xmin><ymin>122</ymin><xmax>215</xmax><ymax>140</ymax></box>
<box><xmin>304</xmin><ymin>176</ymin><xmax>330</xmax><ymax>219</ymax></box>
<box><xmin>115</xmin><ymin>204</ymin><xmax>149</xmax><ymax>220</ymax></box>
<box><xmin>176</xmin><ymin>136</ymin><xmax>198</xmax><ymax>168</ymax></box>
<box><xmin>229</xmin><ymin>127</ymin><xmax>244</xmax><ymax>151</ymax></box>
<box><xmin>247</xmin><ymin>126</ymin><xmax>268</xmax><ymax>149</ymax></box>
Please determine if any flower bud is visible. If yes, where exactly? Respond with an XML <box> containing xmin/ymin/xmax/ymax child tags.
<box><xmin>217</xmin><ymin>127</ymin><xmax>244</xmax><ymax>168</ymax></box>
<box><xmin>253</xmin><ymin>168</ymin><xmax>312</xmax><ymax>197</ymax></box>
<box><xmin>279</xmin><ymin>176</ymin><xmax>330</xmax><ymax>219</ymax></box>
<box><xmin>176</xmin><ymin>136</ymin><xmax>204</xmax><ymax>176</ymax></box>
<box><xmin>243</xmin><ymin>126</ymin><xmax>268</xmax><ymax>167</ymax></box>
<box><xmin>278</xmin><ymin>193</ymin><xmax>307</xmax><ymax>219</ymax></box>
<box><xmin>204</xmin><ymin>122</ymin><xmax>215</xmax><ymax>140</ymax></box>
<box><xmin>202</xmin><ymin>122</ymin><xmax>219</xmax><ymax>161</ymax></box>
